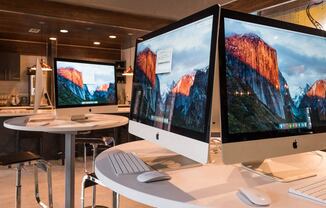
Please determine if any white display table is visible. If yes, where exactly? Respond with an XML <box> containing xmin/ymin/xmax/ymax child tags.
<box><xmin>4</xmin><ymin>113</ymin><xmax>129</xmax><ymax>208</ymax></box>
<box><xmin>95</xmin><ymin>140</ymin><xmax>326</xmax><ymax>208</ymax></box>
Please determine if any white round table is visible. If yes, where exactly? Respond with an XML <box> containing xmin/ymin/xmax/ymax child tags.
<box><xmin>4</xmin><ymin>113</ymin><xmax>129</xmax><ymax>208</ymax></box>
<box><xmin>95</xmin><ymin>140</ymin><xmax>326</xmax><ymax>208</ymax></box>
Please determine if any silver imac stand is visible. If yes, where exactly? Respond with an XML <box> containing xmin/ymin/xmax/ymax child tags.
<box><xmin>241</xmin><ymin>152</ymin><xmax>323</xmax><ymax>182</ymax></box>
<box><xmin>55</xmin><ymin>108</ymin><xmax>87</xmax><ymax>121</ymax></box>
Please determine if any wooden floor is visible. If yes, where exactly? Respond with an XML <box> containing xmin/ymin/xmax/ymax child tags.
<box><xmin>0</xmin><ymin>158</ymin><xmax>151</xmax><ymax>208</ymax></box>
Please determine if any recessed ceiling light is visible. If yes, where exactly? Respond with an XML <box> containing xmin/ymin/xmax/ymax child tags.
<box><xmin>109</xmin><ymin>35</ymin><xmax>117</xmax><ymax>39</ymax></box>
<box><xmin>60</xmin><ymin>29</ymin><xmax>69</xmax><ymax>33</ymax></box>
<box><xmin>127</xmin><ymin>33</ymin><xmax>134</xmax><ymax>36</ymax></box>
<box><xmin>93</xmin><ymin>41</ymin><xmax>101</xmax><ymax>45</ymax></box>
<box><xmin>28</xmin><ymin>28</ymin><xmax>41</xmax><ymax>33</ymax></box>
<box><xmin>49</xmin><ymin>37</ymin><xmax>57</xmax><ymax>41</ymax></box>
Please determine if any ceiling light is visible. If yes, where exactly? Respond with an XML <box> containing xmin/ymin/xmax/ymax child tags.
<box><xmin>49</xmin><ymin>37</ymin><xmax>57</xmax><ymax>41</ymax></box>
<box><xmin>93</xmin><ymin>41</ymin><xmax>101</xmax><ymax>45</ymax></box>
<box><xmin>60</xmin><ymin>29</ymin><xmax>69</xmax><ymax>33</ymax></box>
<box><xmin>109</xmin><ymin>35</ymin><xmax>117</xmax><ymax>39</ymax></box>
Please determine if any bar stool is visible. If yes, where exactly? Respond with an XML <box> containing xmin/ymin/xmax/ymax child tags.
<box><xmin>0</xmin><ymin>151</ymin><xmax>53</xmax><ymax>208</ymax></box>
<box><xmin>77</xmin><ymin>136</ymin><xmax>115</xmax><ymax>208</ymax></box>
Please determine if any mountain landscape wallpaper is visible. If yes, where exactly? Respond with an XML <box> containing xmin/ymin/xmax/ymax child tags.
<box><xmin>224</xmin><ymin>18</ymin><xmax>326</xmax><ymax>134</ymax></box>
<box><xmin>56</xmin><ymin>61</ymin><xmax>116</xmax><ymax>107</ymax></box>
<box><xmin>131</xmin><ymin>16</ymin><xmax>213</xmax><ymax>136</ymax></box>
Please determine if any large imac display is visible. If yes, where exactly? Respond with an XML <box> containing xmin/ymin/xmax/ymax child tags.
<box><xmin>54</xmin><ymin>58</ymin><xmax>118</xmax><ymax>120</ymax></box>
<box><xmin>219</xmin><ymin>9</ymin><xmax>326</xmax><ymax>165</ymax></box>
<box><xmin>129</xmin><ymin>5</ymin><xmax>220</xmax><ymax>163</ymax></box>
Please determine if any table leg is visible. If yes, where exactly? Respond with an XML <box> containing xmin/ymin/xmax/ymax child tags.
<box><xmin>114</xmin><ymin>128</ymin><xmax>119</xmax><ymax>145</ymax></box>
<box><xmin>65</xmin><ymin>133</ymin><xmax>76</xmax><ymax>208</ymax></box>
<box><xmin>112</xmin><ymin>191</ymin><xmax>120</xmax><ymax>208</ymax></box>
<box><xmin>15</xmin><ymin>130</ymin><xmax>20</xmax><ymax>152</ymax></box>
<box><xmin>16</xmin><ymin>163</ymin><xmax>22</xmax><ymax>208</ymax></box>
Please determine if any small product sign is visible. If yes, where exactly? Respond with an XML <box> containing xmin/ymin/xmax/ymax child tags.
<box><xmin>155</xmin><ymin>48</ymin><xmax>173</xmax><ymax>74</ymax></box>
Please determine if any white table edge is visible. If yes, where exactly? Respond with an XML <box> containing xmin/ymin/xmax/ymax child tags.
<box><xmin>95</xmin><ymin>154</ymin><xmax>203</xmax><ymax>208</ymax></box>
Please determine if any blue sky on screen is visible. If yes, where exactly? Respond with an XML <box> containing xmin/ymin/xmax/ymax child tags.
<box><xmin>137</xmin><ymin>16</ymin><xmax>213</xmax><ymax>96</ymax></box>
<box><xmin>224</xmin><ymin>18</ymin><xmax>326</xmax><ymax>98</ymax></box>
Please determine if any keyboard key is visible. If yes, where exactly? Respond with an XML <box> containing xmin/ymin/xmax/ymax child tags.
<box><xmin>289</xmin><ymin>177</ymin><xmax>326</xmax><ymax>205</ymax></box>
<box><xmin>108</xmin><ymin>151</ymin><xmax>150</xmax><ymax>176</ymax></box>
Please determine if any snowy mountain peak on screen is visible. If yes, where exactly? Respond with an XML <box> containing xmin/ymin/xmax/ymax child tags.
<box><xmin>293</xmin><ymin>84</ymin><xmax>310</xmax><ymax>107</ymax></box>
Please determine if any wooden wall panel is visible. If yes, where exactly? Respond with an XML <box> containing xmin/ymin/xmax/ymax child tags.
<box><xmin>0</xmin><ymin>40</ymin><xmax>121</xmax><ymax>62</ymax></box>
<box><xmin>0</xmin><ymin>0</ymin><xmax>173</xmax><ymax>32</ymax></box>
<box><xmin>0</xmin><ymin>40</ymin><xmax>46</xmax><ymax>56</ymax></box>
<box><xmin>223</xmin><ymin>0</ymin><xmax>294</xmax><ymax>13</ymax></box>
<box><xmin>57</xmin><ymin>45</ymin><xmax>121</xmax><ymax>62</ymax></box>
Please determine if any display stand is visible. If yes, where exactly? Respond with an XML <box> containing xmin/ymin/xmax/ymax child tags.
<box><xmin>241</xmin><ymin>151</ymin><xmax>323</xmax><ymax>182</ymax></box>
<box><xmin>143</xmin><ymin>154</ymin><xmax>201</xmax><ymax>172</ymax></box>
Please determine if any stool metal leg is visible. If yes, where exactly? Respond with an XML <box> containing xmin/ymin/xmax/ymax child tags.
<box><xmin>92</xmin><ymin>144</ymin><xmax>98</xmax><ymax>208</ymax></box>
<box><xmin>83</xmin><ymin>143</ymin><xmax>88</xmax><ymax>174</ymax></box>
<box><xmin>112</xmin><ymin>191</ymin><xmax>120</xmax><ymax>208</ymax></box>
<box><xmin>81</xmin><ymin>175</ymin><xmax>87</xmax><ymax>208</ymax></box>
<box><xmin>47</xmin><ymin>162</ymin><xmax>53</xmax><ymax>208</ymax></box>
<box><xmin>16</xmin><ymin>163</ymin><xmax>22</xmax><ymax>208</ymax></box>
<box><xmin>34</xmin><ymin>160</ymin><xmax>53</xmax><ymax>208</ymax></box>
<box><xmin>34</xmin><ymin>165</ymin><xmax>40</xmax><ymax>203</ymax></box>
<box><xmin>92</xmin><ymin>144</ymin><xmax>98</xmax><ymax>172</ymax></box>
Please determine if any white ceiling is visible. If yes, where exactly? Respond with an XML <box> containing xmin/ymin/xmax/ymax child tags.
<box><xmin>49</xmin><ymin>0</ymin><xmax>232</xmax><ymax>20</ymax></box>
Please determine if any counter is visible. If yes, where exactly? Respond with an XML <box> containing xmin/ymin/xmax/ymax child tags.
<box><xmin>0</xmin><ymin>106</ymin><xmax>130</xmax><ymax>117</ymax></box>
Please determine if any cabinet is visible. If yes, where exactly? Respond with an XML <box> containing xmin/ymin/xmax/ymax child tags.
<box><xmin>115</xmin><ymin>61</ymin><xmax>126</xmax><ymax>83</ymax></box>
<box><xmin>0</xmin><ymin>51</ymin><xmax>20</xmax><ymax>81</ymax></box>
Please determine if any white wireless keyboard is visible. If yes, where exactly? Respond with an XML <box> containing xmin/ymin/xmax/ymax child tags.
<box><xmin>289</xmin><ymin>177</ymin><xmax>326</xmax><ymax>205</ymax></box>
<box><xmin>108</xmin><ymin>151</ymin><xmax>151</xmax><ymax>176</ymax></box>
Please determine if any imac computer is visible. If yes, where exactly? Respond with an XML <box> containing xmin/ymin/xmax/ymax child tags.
<box><xmin>218</xmin><ymin>9</ymin><xmax>326</xmax><ymax>180</ymax></box>
<box><xmin>54</xmin><ymin>58</ymin><xmax>118</xmax><ymax>120</ymax></box>
<box><xmin>129</xmin><ymin>5</ymin><xmax>221</xmax><ymax>164</ymax></box>
<box><xmin>32</xmin><ymin>58</ymin><xmax>53</xmax><ymax>113</ymax></box>
<box><xmin>33</xmin><ymin>58</ymin><xmax>43</xmax><ymax>113</ymax></box>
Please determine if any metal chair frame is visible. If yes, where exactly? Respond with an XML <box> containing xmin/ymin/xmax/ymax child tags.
<box><xmin>78</xmin><ymin>136</ymin><xmax>115</xmax><ymax>208</ymax></box>
<box><xmin>13</xmin><ymin>159</ymin><xmax>53</xmax><ymax>208</ymax></box>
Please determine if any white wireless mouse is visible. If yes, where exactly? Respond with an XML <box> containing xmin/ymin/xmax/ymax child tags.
<box><xmin>238</xmin><ymin>187</ymin><xmax>271</xmax><ymax>206</ymax></box>
<box><xmin>137</xmin><ymin>171</ymin><xmax>171</xmax><ymax>183</ymax></box>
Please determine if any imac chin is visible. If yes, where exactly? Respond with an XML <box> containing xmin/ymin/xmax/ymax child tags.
<box><xmin>129</xmin><ymin>120</ymin><xmax>210</xmax><ymax>164</ymax></box>
<box><xmin>218</xmin><ymin>9</ymin><xmax>326</xmax><ymax>181</ymax></box>
<box><xmin>55</xmin><ymin>105</ymin><xmax>118</xmax><ymax>120</ymax></box>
